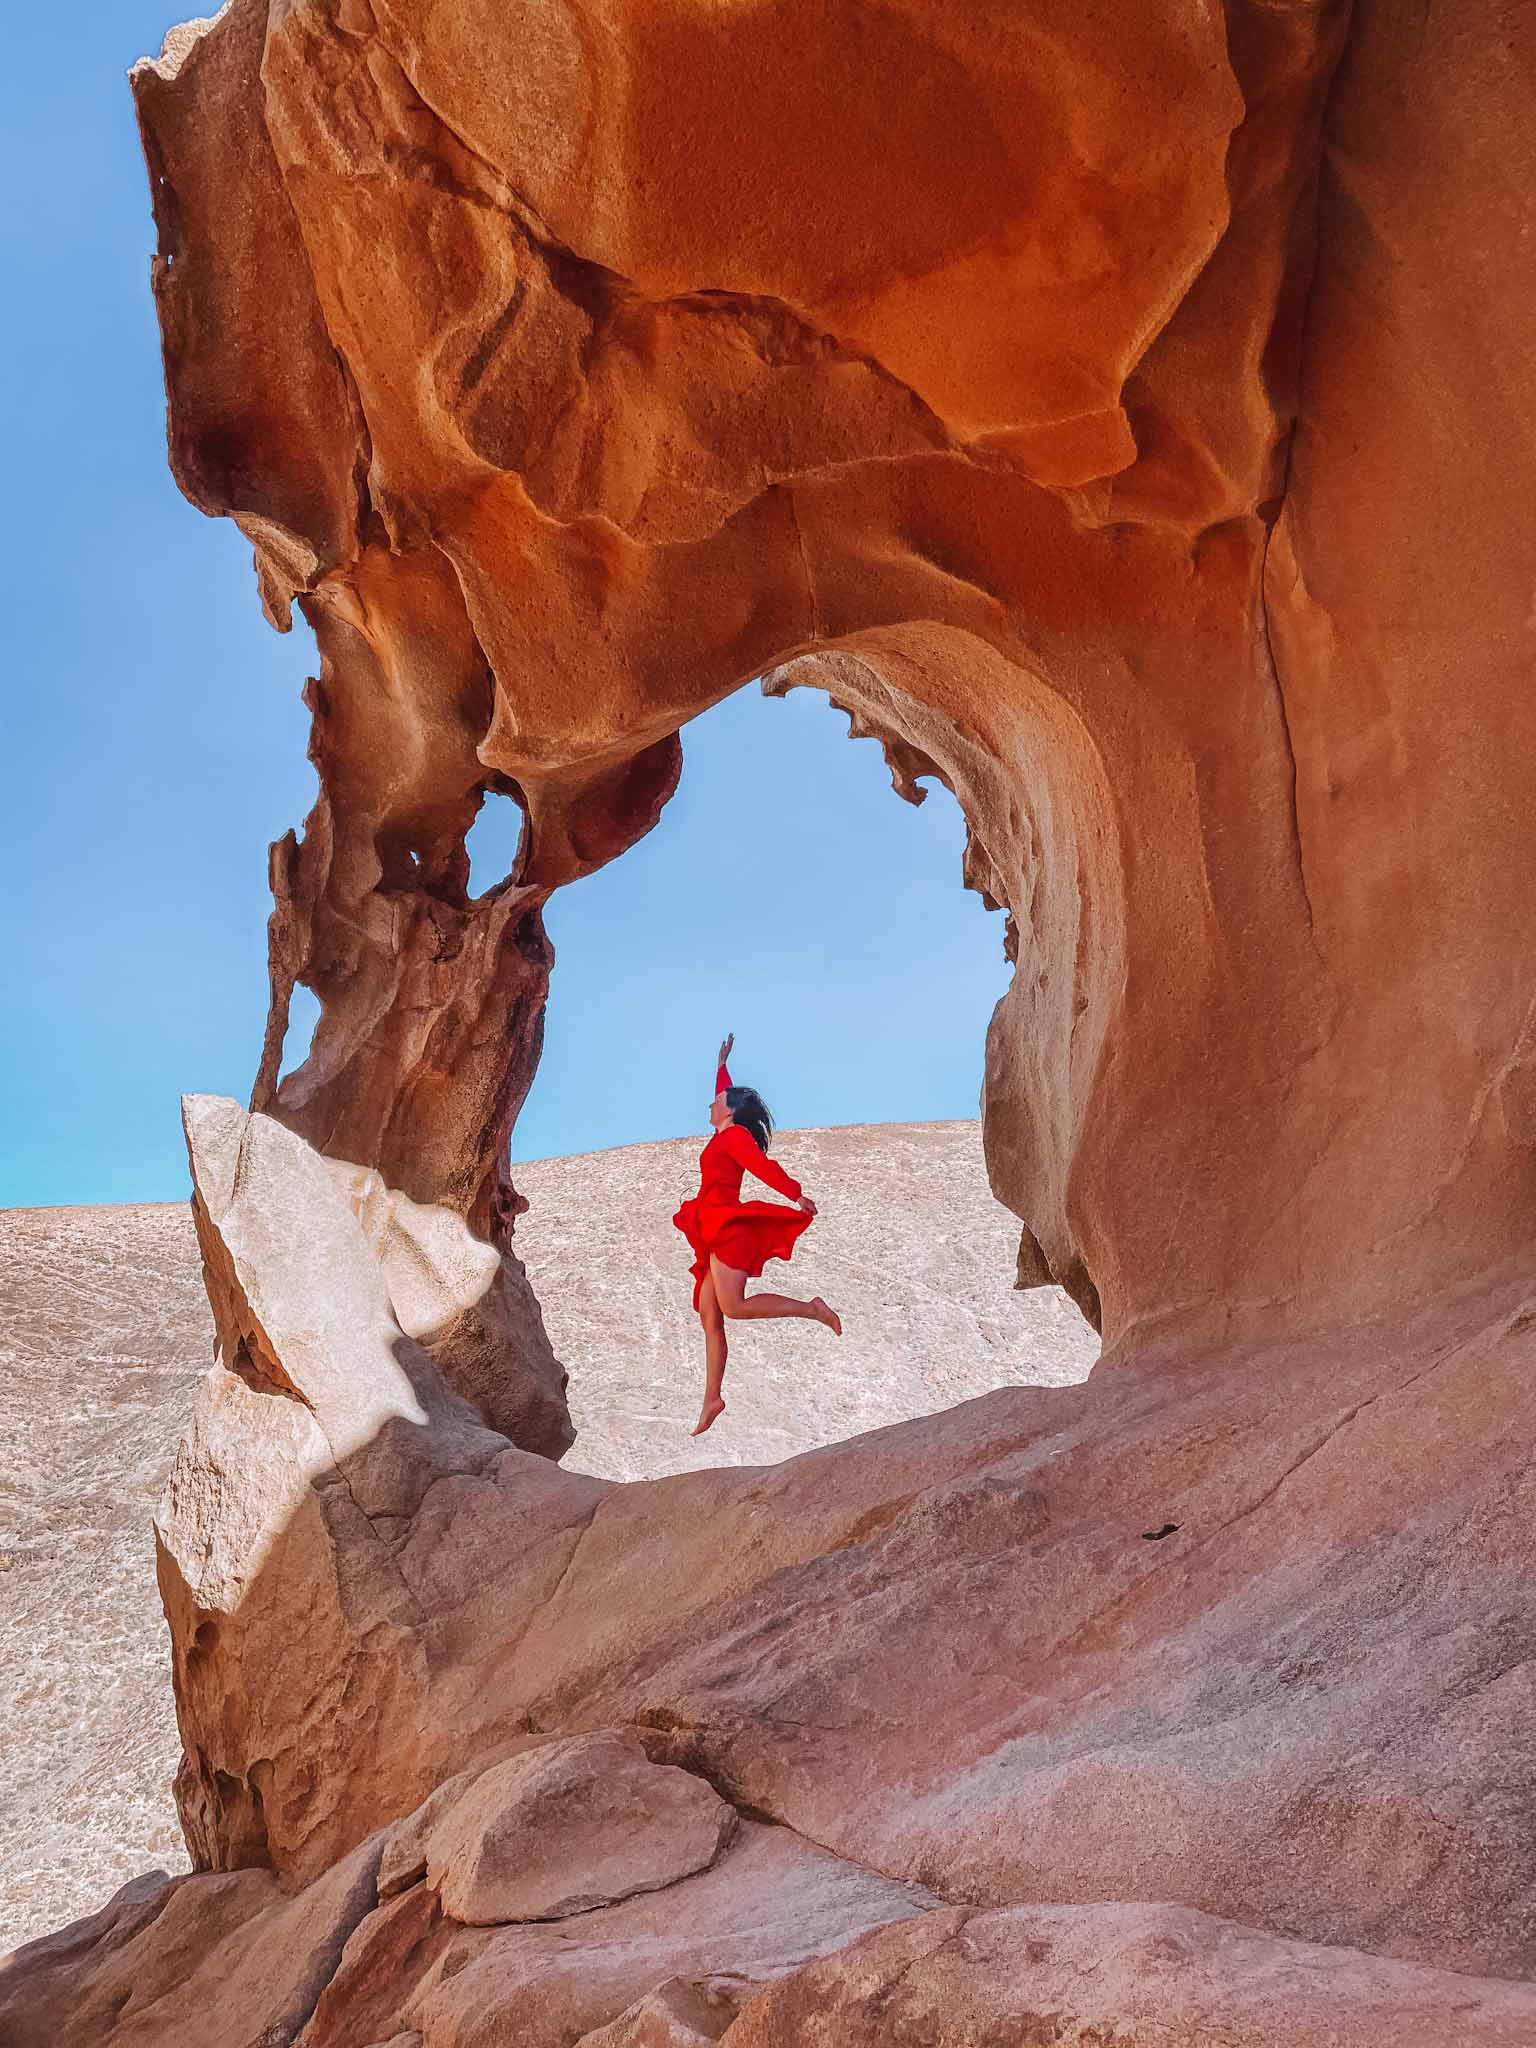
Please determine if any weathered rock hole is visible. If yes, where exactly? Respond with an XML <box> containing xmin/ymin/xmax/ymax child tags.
<box><xmin>464</xmin><ymin>787</ymin><xmax>526</xmax><ymax>900</ymax></box>
<box><xmin>1141</xmin><ymin>1524</ymin><xmax>1181</xmax><ymax>1542</ymax></box>
<box><xmin>275</xmin><ymin>983</ymin><xmax>320</xmax><ymax>1084</ymax></box>
<box><xmin>519</xmin><ymin>679</ymin><xmax>1012</xmax><ymax>1156</ymax></box>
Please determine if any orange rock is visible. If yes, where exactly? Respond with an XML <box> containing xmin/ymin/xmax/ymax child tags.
<box><xmin>120</xmin><ymin>0</ymin><xmax>1385</xmax><ymax>1359</ymax></box>
<box><xmin>75</xmin><ymin>0</ymin><xmax>1536</xmax><ymax>2035</ymax></box>
<box><xmin>0</xmin><ymin>1842</ymin><xmax>384</xmax><ymax>2048</ymax></box>
<box><xmin>127</xmin><ymin>0</ymin><xmax>1536</xmax><ymax>1354</ymax></box>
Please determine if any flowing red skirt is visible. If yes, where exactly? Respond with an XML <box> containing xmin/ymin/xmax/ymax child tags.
<box><xmin>672</xmin><ymin>1197</ymin><xmax>814</xmax><ymax>1312</ymax></box>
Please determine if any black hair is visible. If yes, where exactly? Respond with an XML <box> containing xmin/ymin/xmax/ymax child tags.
<box><xmin>725</xmin><ymin>1085</ymin><xmax>774</xmax><ymax>1153</ymax></box>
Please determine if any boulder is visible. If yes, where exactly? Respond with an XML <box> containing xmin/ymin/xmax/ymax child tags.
<box><xmin>398</xmin><ymin>1731</ymin><xmax>737</xmax><ymax>1925</ymax></box>
<box><xmin>399</xmin><ymin>1823</ymin><xmax>937</xmax><ymax>2046</ymax></box>
<box><xmin>0</xmin><ymin>1813</ymin><xmax>937</xmax><ymax>2047</ymax></box>
<box><xmin>0</xmin><ymin>1838</ymin><xmax>385</xmax><ymax>2048</ymax></box>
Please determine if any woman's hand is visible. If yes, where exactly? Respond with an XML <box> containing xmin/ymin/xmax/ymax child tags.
<box><xmin>798</xmin><ymin>1195</ymin><xmax>817</xmax><ymax>1216</ymax></box>
<box><xmin>717</xmin><ymin>1031</ymin><xmax>735</xmax><ymax>1068</ymax></box>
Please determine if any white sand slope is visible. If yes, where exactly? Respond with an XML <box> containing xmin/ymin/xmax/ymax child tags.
<box><xmin>0</xmin><ymin>1121</ymin><xmax>1096</xmax><ymax>1952</ymax></box>
<box><xmin>0</xmin><ymin>1204</ymin><xmax>210</xmax><ymax>1958</ymax></box>
<box><xmin>520</xmin><ymin>1121</ymin><xmax>1098</xmax><ymax>1478</ymax></box>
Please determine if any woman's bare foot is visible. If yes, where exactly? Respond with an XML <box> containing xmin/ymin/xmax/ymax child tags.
<box><xmin>811</xmin><ymin>1297</ymin><xmax>842</xmax><ymax>1337</ymax></box>
<box><xmin>691</xmin><ymin>1396</ymin><xmax>727</xmax><ymax>1436</ymax></box>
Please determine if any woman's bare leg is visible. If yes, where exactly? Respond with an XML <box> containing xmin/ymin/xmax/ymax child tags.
<box><xmin>691</xmin><ymin>1271</ymin><xmax>729</xmax><ymax>1435</ymax></box>
<box><xmin>711</xmin><ymin>1258</ymin><xmax>842</xmax><ymax>1336</ymax></box>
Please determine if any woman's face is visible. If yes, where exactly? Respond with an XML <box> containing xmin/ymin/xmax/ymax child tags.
<box><xmin>709</xmin><ymin>1090</ymin><xmax>732</xmax><ymax>1131</ymax></box>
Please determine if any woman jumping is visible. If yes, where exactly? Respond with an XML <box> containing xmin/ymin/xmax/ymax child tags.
<box><xmin>672</xmin><ymin>1033</ymin><xmax>842</xmax><ymax>1436</ymax></box>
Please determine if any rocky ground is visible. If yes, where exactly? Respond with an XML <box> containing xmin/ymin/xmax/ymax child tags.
<box><xmin>0</xmin><ymin>1120</ymin><xmax>1095</xmax><ymax>1954</ymax></box>
<box><xmin>11</xmin><ymin>1096</ymin><xmax>1536</xmax><ymax>2044</ymax></box>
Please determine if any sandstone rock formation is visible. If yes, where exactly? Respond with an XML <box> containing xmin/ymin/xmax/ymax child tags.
<box><xmin>10</xmin><ymin>0</ymin><xmax>1536</xmax><ymax>2036</ymax></box>
<box><xmin>10</xmin><ymin>1101</ymin><xmax>1536</xmax><ymax>2040</ymax></box>
<box><xmin>0</xmin><ymin>1123</ymin><xmax>1090</xmax><ymax>1952</ymax></box>
<box><xmin>723</xmin><ymin>1905</ymin><xmax>1536</xmax><ymax>2046</ymax></box>
<box><xmin>128</xmin><ymin>0</ymin><xmax>1536</xmax><ymax>1386</ymax></box>
<box><xmin>20</xmin><ymin>1863</ymin><xmax>1536</xmax><ymax>2048</ymax></box>
<box><xmin>2</xmin><ymin>1817</ymin><xmax>942</xmax><ymax>2048</ymax></box>
<box><xmin>145</xmin><ymin>1109</ymin><xmax>1536</xmax><ymax>1975</ymax></box>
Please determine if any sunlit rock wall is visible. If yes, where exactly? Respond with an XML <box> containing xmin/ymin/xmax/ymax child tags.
<box><xmin>131</xmin><ymin>2</ymin><xmax>1536</xmax><ymax>1374</ymax></box>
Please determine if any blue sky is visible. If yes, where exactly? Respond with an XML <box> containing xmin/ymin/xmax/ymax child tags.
<box><xmin>0</xmin><ymin>0</ymin><xmax>1009</xmax><ymax>1209</ymax></box>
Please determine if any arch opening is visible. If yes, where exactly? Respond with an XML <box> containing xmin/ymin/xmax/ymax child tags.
<box><xmin>507</xmin><ymin>652</ymin><xmax>1106</xmax><ymax>1478</ymax></box>
<box><xmin>274</xmin><ymin>982</ymin><xmax>320</xmax><ymax>1085</ymax></box>
<box><xmin>464</xmin><ymin>787</ymin><xmax>527</xmax><ymax>901</ymax></box>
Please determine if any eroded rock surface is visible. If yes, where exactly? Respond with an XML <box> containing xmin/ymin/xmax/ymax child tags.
<box><xmin>11</xmin><ymin>0</ymin><xmax>1533</xmax><ymax>2036</ymax></box>
<box><xmin>0</xmin><ymin>1815</ymin><xmax>939</xmax><ymax>2048</ymax></box>
<box><xmin>0</xmin><ymin>1123</ymin><xmax>1091</xmax><ymax>1955</ymax></box>
<box><xmin>398</xmin><ymin>1731</ymin><xmax>737</xmax><ymax>1925</ymax></box>
<box><xmin>15</xmin><ymin>1102</ymin><xmax>1529</xmax><ymax>2011</ymax></box>
<box><xmin>723</xmin><ymin>1904</ymin><xmax>1536</xmax><ymax>2046</ymax></box>
<box><xmin>128</xmin><ymin>0</ymin><xmax>1536</xmax><ymax>1363</ymax></box>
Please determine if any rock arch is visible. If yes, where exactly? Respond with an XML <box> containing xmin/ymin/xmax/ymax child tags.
<box><xmin>132</xmin><ymin>0</ymin><xmax>1536</xmax><ymax>1443</ymax></box>
<box><xmin>9</xmin><ymin>0</ymin><xmax>1526</xmax><ymax>2024</ymax></box>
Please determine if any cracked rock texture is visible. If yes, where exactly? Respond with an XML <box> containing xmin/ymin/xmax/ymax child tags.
<box><xmin>9</xmin><ymin>0</ymin><xmax>1536</xmax><ymax>2037</ymax></box>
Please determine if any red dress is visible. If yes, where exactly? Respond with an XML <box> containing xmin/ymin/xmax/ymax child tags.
<box><xmin>672</xmin><ymin>1063</ymin><xmax>813</xmax><ymax>1310</ymax></box>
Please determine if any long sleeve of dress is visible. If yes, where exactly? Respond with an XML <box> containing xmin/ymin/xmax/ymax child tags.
<box><xmin>716</xmin><ymin>1061</ymin><xmax>732</xmax><ymax>1094</ymax></box>
<box><xmin>723</xmin><ymin>1122</ymin><xmax>802</xmax><ymax>1202</ymax></box>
